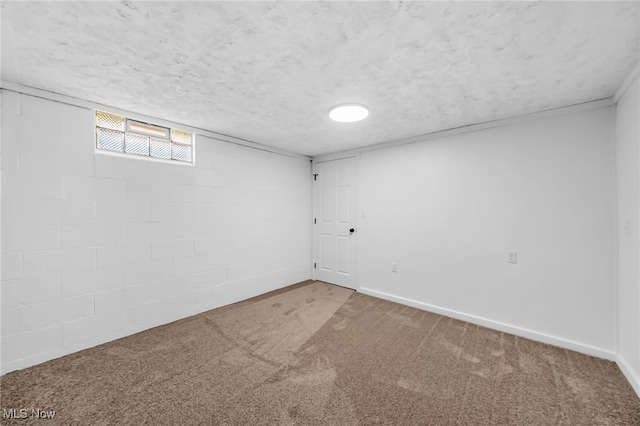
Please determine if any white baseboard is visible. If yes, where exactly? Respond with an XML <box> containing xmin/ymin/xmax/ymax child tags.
<box><xmin>358</xmin><ymin>287</ymin><xmax>617</xmax><ymax>362</ymax></box>
<box><xmin>616</xmin><ymin>353</ymin><xmax>640</xmax><ymax>399</ymax></box>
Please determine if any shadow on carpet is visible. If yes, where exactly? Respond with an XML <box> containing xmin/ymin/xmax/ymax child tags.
<box><xmin>1</xmin><ymin>280</ymin><xmax>639</xmax><ymax>425</ymax></box>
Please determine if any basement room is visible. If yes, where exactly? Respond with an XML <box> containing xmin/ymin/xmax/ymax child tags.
<box><xmin>1</xmin><ymin>1</ymin><xmax>639</xmax><ymax>424</ymax></box>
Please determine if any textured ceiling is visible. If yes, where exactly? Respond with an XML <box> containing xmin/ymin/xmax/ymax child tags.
<box><xmin>1</xmin><ymin>1</ymin><xmax>638</xmax><ymax>157</ymax></box>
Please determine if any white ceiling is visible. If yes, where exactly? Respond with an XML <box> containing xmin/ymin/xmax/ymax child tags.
<box><xmin>1</xmin><ymin>1</ymin><xmax>638</xmax><ymax>157</ymax></box>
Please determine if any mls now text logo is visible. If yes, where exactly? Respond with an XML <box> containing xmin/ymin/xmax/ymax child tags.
<box><xmin>3</xmin><ymin>408</ymin><xmax>56</xmax><ymax>419</ymax></box>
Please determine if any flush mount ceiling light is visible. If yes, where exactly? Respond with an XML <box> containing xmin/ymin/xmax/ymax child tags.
<box><xmin>329</xmin><ymin>104</ymin><xmax>369</xmax><ymax>123</ymax></box>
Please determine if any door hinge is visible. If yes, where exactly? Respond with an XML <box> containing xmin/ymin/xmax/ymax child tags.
<box><xmin>313</xmin><ymin>173</ymin><xmax>318</xmax><ymax>181</ymax></box>
<box><xmin>314</xmin><ymin>262</ymin><xmax>317</xmax><ymax>269</ymax></box>
<box><xmin>314</xmin><ymin>218</ymin><xmax>316</xmax><ymax>224</ymax></box>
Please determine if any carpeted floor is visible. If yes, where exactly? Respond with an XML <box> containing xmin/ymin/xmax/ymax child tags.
<box><xmin>1</xmin><ymin>280</ymin><xmax>639</xmax><ymax>425</ymax></box>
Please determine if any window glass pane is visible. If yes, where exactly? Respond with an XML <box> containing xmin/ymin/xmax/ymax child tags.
<box><xmin>150</xmin><ymin>138</ymin><xmax>171</xmax><ymax>159</ymax></box>
<box><xmin>125</xmin><ymin>133</ymin><xmax>150</xmax><ymax>156</ymax></box>
<box><xmin>127</xmin><ymin>119</ymin><xmax>170</xmax><ymax>139</ymax></box>
<box><xmin>171</xmin><ymin>128</ymin><xmax>192</xmax><ymax>145</ymax></box>
<box><xmin>96</xmin><ymin>110</ymin><xmax>193</xmax><ymax>164</ymax></box>
<box><xmin>97</xmin><ymin>128</ymin><xmax>124</xmax><ymax>152</ymax></box>
<box><xmin>172</xmin><ymin>143</ymin><xmax>192</xmax><ymax>162</ymax></box>
<box><xmin>96</xmin><ymin>111</ymin><xmax>125</xmax><ymax>131</ymax></box>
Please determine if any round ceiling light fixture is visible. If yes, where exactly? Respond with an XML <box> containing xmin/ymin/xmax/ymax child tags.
<box><xmin>329</xmin><ymin>104</ymin><xmax>369</xmax><ymax>123</ymax></box>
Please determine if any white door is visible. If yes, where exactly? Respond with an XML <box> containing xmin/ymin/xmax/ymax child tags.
<box><xmin>313</xmin><ymin>157</ymin><xmax>357</xmax><ymax>289</ymax></box>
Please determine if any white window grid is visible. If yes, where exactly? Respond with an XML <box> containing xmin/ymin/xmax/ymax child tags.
<box><xmin>95</xmin><ymin>111</ymin><xmax>193</xmax><ymax>163</ymax></box>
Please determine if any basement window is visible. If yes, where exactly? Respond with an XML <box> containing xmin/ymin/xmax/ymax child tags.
<box><xmin>95</xmin><ymin>111</ymin><xmax>193</xmax><ymax>163</ymax></box>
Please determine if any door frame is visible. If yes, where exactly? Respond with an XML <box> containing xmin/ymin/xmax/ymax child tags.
<box><xmin>311</xmin><ymin>154</ymin><xmax>360</xmax><ymax>290</ymax></box>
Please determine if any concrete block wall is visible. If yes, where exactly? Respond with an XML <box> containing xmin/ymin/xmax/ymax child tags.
<box><xmin>615</xmin><ymin>71</ymin><xmax>640</xmax><ymax>397</ymax></box>
<box><xmin>355</xmin><ymin>106</ymin><xmax>617</xmax><ymax>358</ymax></box>
<box><xmin>1</xmin><ymin>90</ymin><xmax>312</xmax><ymax>373</ymax></box>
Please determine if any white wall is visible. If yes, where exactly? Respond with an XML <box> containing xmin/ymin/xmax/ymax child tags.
<box><xmin>615</xmin><ymin>72</ymin><xmax>640</xmax><ymax>396</ymax></box>
<box><xmin>357</xmin><ymin>106</ymin><xmax>616</xmax><ymax>357</ymax></box>
<box><xmin>0</xmin><ymin>90</ymin><xmax>312</xmax><ymax>374</ymax></box>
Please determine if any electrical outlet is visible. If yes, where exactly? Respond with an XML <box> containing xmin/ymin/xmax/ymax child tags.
<box><xmin>391</xmin><ymin>263</ymin><xmax>398</xmax><ymax>273</ymax></box>
<box><xmin>507</xmin><ymin>251</ymin><xmax>518</xmax><ymax>264</ymax></box>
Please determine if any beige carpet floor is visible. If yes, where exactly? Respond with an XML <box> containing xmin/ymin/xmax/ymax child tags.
<box><xmin>1</xmin><ymin>280</ymin><xmax>639</xmax><ymax>425</ymax></box>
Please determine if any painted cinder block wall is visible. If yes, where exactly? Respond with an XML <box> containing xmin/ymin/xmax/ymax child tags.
<box><xmin>2</xmin><ymin>72</ymin><xmax>638</xmax><ymax>401</ymax></box>
<box><xmin>615</xmin><ymin>72</ymin><xmax>640</xmax><ymax>397</ymax></box>
<box><xmin>354</xmin><ymin>105</ymin><xmax>616</xmax><ymax>358</ymax></box>
<box><xmin>0</xmin><ymin>90</ymin><xmax>312</xmax><ymax>374</ymax></box>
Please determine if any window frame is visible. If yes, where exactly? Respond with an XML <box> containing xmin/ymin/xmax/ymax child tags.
<box><xmin>95</xmin><ymin>110</ymin><xmax>195</xmax><ymax>165</ymax></box>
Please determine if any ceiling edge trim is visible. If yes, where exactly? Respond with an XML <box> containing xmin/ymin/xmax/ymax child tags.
<box><xmin>0</xmin><ymin>80</ymin><xmax>311</xmax><ymax>161</ymax></box>
<box><xmin>312</xmin><ymin>98</ymin><xmax>614</xmax><ymax>163</ymax></box>
<box><xmin>613</xmin><ymin>62</ymin><xmax>640</xmax><ymax>104</ymax></box>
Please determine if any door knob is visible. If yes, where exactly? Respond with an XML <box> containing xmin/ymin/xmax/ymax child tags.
<box><xmin>349</xmin><ymin>228</ymin><xmax>355</xmax><ymax>234</ymax></box>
